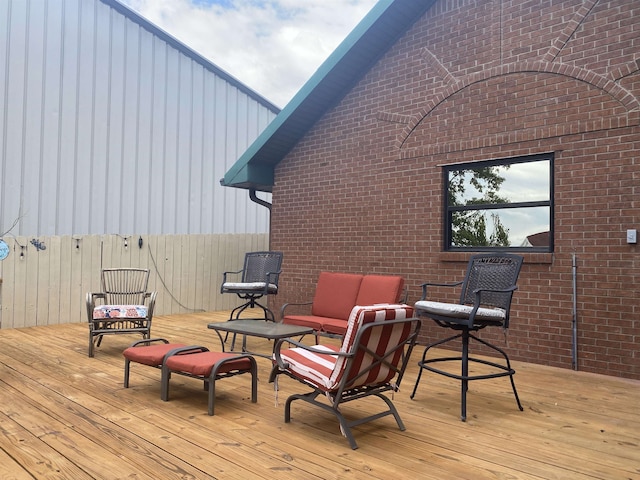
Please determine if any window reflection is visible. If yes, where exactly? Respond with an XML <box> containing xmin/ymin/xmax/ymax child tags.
<box><xmin>445</xmin><ymin>154</ymin><xmax>553</xmax><ymax>251</ymax></box>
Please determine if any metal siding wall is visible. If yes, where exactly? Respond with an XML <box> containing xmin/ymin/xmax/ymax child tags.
<box><xmin>0</xmin><ymin>0</ymin><xmax>276</xmax><ymax>237</ymax></box>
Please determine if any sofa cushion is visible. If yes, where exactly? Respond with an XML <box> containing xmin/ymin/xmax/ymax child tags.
<box><xmin>311</xmin><ymin>272</ymin><xmax>363</xmax><ymax>320</ymax></box>
<box><xmin>355</xmin><ymin>275</ymin><xmax>404</xmax><ymax>306</ymax></box>
<box><xmin>281</xmin><ymin>315</ymin><xmax>326</xmax><ymax>331</ymax></box>
<box><xmin>320</xmin><ymin>317</ymin><xmax>352</xmax><ymax>336</ymax></box>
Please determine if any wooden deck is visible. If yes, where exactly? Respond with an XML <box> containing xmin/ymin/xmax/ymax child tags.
<box><xmin>0</xmin><ymin>311</ymin><xmax>638</xmax><ymax>479</ymax></box>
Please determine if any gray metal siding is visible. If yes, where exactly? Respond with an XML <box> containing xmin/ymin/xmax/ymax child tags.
<box><xmin>0</xmin><ymin>0</ymin><xmax>277</xmax><ymax>236</ymax></box>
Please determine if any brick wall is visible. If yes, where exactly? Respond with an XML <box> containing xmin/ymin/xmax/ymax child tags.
<box><xmin>271</xmin><ymin>0</ymin><xmax>640</xmax><ymax>379</ymax></box>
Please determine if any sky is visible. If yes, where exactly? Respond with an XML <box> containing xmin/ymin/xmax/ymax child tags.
<box><xmin>122</xmin><ymin>0</ymin><xmax>379</xmax><ymax>108</ymax></box>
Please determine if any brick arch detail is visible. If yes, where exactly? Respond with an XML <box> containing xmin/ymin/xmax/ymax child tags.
<box><xmin>396</xmin><ymin>62</ymin><xmax>640</xmax><ymax>154</ymax></box>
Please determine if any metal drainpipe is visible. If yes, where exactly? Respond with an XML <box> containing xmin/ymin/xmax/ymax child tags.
<box><xmin>572</xmin><ymin>253</ymin><xmax>578</xmax><ymax>370</ymax></box>
<box><xmin>249</xmin><ymin>188</ymin><xmax>272</xmax><ymax>212</ymax></box>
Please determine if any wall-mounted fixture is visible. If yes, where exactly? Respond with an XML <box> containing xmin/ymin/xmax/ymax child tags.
<box><xmin>30</xmin><ymin>238</ymin><xmax>46</xmax><ymax>251</ymax></box>
<box><xmin>627</xmin><ymin>229</ymin><xmax>637</xmax><ymax>244</ymax></box>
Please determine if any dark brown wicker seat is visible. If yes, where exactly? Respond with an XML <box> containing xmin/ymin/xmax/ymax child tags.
<box><xmin>86</xmin><ymin>268</ymin><xmax>157</xmax><ymax>357</ymax></box>
<box><xmin>410</xmin><ymin>253</ymin><xmax>524</xmax><ymax>421</ymax></box>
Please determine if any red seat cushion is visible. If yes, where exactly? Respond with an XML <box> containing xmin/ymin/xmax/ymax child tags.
<box><xmin>123</xmin><ymin>343</ymin><xmax>187</xmax><ymax>366</ymax></box>
<box><xmin>311</xmin><ymin>272</ymin><xmax>363</xmax><ymax>320</ymax></box>
<box><xmin>282</xmin><ymin>315</ymin><xmax>326</xmax><ymax>330</ymax></box>
<box><xmin>164</xmin><ymin>352</ymin><xmax>253</xmax><ymax>377</ymax></box>
<box><xmin>320</xmin><ymin>318</ymin><xmax>349</xmax><ymax>335</ymax></box>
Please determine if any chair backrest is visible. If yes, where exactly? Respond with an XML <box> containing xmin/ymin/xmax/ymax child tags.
<box><xmin>459</xmin><ymin>253</ymin><xmax>523</xmax><ymax>312</ymax></box>
<box><xmin>329</xmin><ymin>304</ymin><xmax>418</xmax><ymax>392</ymax></box>
<box><xmin>242</xmin><ymin>251</ymin><xmax>283</xmax><ymax>285</ymax></box>
<box><xmin>101</xmin><ymin>268</ymin><xmax>150</xmax><ymax>305</ymax></box>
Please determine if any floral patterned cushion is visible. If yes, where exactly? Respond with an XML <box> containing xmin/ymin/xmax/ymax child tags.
<box><xmin>93</xmin><ymin>305</ymin><xmax>148</xmax><ymax>319</ymax></box>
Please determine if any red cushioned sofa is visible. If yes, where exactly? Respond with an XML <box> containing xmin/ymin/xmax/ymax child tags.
<box><xmin>280</xmin><ymin>271</ymin><xmax>406</xmax><ymax>337</ymax></box>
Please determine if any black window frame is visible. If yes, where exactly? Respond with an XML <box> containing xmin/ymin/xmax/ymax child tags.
<box><xmin>443</xmin><ymin>153</ymin><xmax>554</xmax><ymax>252</ymax></box>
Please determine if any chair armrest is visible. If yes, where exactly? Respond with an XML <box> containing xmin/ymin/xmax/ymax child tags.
<box><xmin>470</xmin><ymin>285</ymin><xmax>518</xmax><ymax>308</ymax></box>
<box><xmin>279</xmin><ymin>301</ymin><xmax>313</xmax><ymax>320</ymax></box>
<box><xmin>127</xmin><ymin>337</ymin><xmax>170</xmax><ymax>348</ymax></box>
<box><xmin>272</xmin><ymin>337</ymin><xmax>351</xmax><ymax>371</ymax></box>
<box><xmin>86</xmin><ymin>292</ymin><xmax>106</xmax><ymax>320</ymax></box>
<box><xmin>220</xmin><ymin>270</ymin><xmax>244</xmax><ymax>292</ymax></box>
<box><xmin>162</xmin><ymin>345</ymin><xmax>211</xmax><ymax>363</ymax></box>
<box><xmin>264</xmin><ymin>270</ymin><xmax>282</xmax><ymax>285</ymax></box>
<box><xmin>144</xmin><ymin>291</ymin><xmax>157</xmax><ymax>319</ymax></box>
<box><xmin>222</xmin><ymin>270</ymin><xmax>243</xmax><ymax>281</ymax></box>
<box><xmin>420</xmin><ymin>281</ymin><xmax>463</xmax><ymax>300</ymax></box>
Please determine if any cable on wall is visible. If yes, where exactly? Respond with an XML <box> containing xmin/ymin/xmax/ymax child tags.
<box><xmin>145</xmin><ymin>241</ymin><xmax>205</xmax><ymax>313</ymax></box>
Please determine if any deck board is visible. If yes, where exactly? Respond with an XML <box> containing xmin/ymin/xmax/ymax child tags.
<box><xmin>0</xmin><ymin>311</ymin><xmax>638</xmax><ymax>479</ymax></box>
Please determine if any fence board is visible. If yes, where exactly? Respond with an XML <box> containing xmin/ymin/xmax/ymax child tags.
<box><xmin>0</xmin><ymin>233</ymin><xmax>268</xmax><ymax>329</ymax></box>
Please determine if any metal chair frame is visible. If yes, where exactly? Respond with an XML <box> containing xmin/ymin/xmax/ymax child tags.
<box><xmin>271</xmin><ymin>308</ymin><xmax>420</xmax><ymax>449</ymax></box>
<box><xmin>220</xmin><ymin>251</ymin><xmax>283</xmax><ymax>322</ymax></box>
<box><xmin>410</xmin><ymin>253</ymin><xmax>524</xmax><ymax>421</ymax></box>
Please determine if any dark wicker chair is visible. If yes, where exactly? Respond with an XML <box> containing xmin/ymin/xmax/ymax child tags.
<box><xmin>86</xmin><ymin>268</ymin><xmax>157</xmax><ymax>357</ymax></box>
<box><xmin>410</xmin><ymin>253</ymin><xmax>524</xmax><ymax>421</ymax></box>
<box><xmin>220</xmin><ymin>251</ymin><xmax>283</xmax><ymax>322</ymax></box>
<box><xmin>270</xmin><ymin>304</ymin><xmax>420</xmax><ymax>449</ymax></box>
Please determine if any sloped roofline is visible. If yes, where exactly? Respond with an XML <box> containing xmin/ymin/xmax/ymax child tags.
<box><xmin>103</xmin><ymin>0</ymin><xmax>280</xmax><ymax>113</ymax></box>
<box><xmin>221</xmin><ymin>0</ymin><xmax>435</xmax><ymax>192</ymax></box>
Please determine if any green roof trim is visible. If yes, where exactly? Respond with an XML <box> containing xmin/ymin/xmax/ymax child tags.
<box><xmin>221</xmin><ymin>0</ymin><xmax>435</xmax><ymax>192</ymax></box>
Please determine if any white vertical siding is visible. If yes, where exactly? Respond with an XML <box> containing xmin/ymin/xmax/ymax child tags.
<box><xmin>0</xmin><ymin>0</ymin><xmax>277</xmax><ymax>237</ymax></box>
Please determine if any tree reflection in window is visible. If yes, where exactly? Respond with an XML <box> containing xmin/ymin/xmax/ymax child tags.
<box><xmin>444</xmin><ymin>154</ymin><xmax>553</xmax><ymax>251</ymax></box>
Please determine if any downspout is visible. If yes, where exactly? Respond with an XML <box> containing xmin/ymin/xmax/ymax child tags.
<box><xmin>571</xmin><ymin>253</ymin><xmax>578</xmax><ymax>370</ymax></box>
<box><xmin>249</xmin><ymin>188</ymin><xmax>272</xmax><ymax>212</ymax></box>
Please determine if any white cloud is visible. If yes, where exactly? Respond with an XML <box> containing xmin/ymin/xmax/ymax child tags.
<box><xmin>122</xmin><ymin>0</ymin><xmax>378</xmax><ymax>107</ymax></box>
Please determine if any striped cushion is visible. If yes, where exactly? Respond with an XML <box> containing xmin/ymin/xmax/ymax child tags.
<box><xmin>278</xmin><ymin>304</ymin><xmax>414</xmax><ymax>392</ymax></box>
<box><xmin>93</xmin><ymin>305</ymin><xmax>147</xmax><ymax>319</ymax></box>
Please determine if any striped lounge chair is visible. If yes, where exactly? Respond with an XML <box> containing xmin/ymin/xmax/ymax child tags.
<box><xmin>270</xmin><ymin>304</ymin><xmax>420</xmax><ymax>449</ymax></box>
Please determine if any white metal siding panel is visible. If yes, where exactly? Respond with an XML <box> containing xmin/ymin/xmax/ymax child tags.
<box><xmin>0</xmin><ymin>0</ymin><xmax>276</xmax><ymax>237</ymax></box>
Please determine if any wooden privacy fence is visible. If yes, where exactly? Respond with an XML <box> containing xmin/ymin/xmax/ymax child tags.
<box><xmin>0</xmin><ymin>233</ymin><xmax>269</xmax><ymax>329</ymax></box>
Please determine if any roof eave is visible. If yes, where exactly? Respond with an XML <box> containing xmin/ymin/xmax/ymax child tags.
<box><xmin>222</xmin><ymin>0</ymin><xmax>435</xmax><ymax>192</ymax></box>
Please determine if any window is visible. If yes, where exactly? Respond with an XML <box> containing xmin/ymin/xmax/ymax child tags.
<box><xmin>444</xmin><ymin>153</ymin><xmax>553</xmax><ymax>252</ymax></box>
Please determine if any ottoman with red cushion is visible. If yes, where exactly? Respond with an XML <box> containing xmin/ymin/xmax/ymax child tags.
<box><xmin>160</xmin><ymin>347</ymin><xmax>258</xmax><ymax>416</ymax></box>
<box><xmin>123</xmin><ymin>338</ymin><xmax>189</xmax><ymax>387</ymax></box>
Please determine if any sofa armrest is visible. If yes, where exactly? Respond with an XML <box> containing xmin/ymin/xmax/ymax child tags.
<box><xmin>280</xmin><ymin>301</ymin><xmax>313</xmax><ymax>321</ymax></box>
